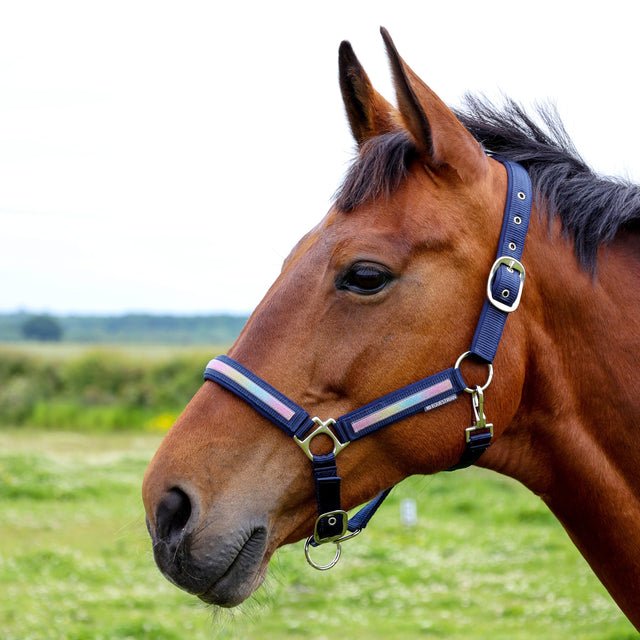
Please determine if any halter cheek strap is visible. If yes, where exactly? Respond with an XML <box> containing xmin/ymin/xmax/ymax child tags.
<box><xmin>203</xmin><ymin>158</ymin><xmax>532</xmax><ymax>568</ymax></box>
<box><xmin>471</xmin><ymin>158</ymin><xmax>532</xmax><ymax>362</ymax></box>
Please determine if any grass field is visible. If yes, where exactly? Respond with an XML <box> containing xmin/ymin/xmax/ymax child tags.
<box><xmin>0</xmin><ymin>429</ymin><xmax>636</xmax><ymax>640</ymax></box>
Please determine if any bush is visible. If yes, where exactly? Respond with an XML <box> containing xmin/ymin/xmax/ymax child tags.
<box><xmin>0</xmin><ymin>345</ymin><xmax>218</xmax><ymax>430</ymax></box>
<box><xmin>21</xmin><ymin>315</ymin><xmax>63</xmax><ymax>341</ymax></box>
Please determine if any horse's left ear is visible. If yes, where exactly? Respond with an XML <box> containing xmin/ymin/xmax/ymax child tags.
<box><xmin>380</xmin><ymin>28</ymin><xmax>489</xmax><ymax>184</ymax></box>
<box><xmin>339</xmin><ymin>39</ymin><xmax>400</xmax><ymax>146</ymax></box>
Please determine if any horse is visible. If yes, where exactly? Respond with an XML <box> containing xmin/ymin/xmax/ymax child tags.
<box><xmin>142</xmin><ymin>28</ymin><xmax>640</xmax><ymax>630</ymax></box>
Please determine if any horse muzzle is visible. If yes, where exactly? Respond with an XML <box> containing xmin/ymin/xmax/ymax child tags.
<box><xmin>146</xmin><ymin>485</ymin><xmax>270</xmax><ymax>607</ymax></box>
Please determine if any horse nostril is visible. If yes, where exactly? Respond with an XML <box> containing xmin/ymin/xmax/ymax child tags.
<box><xmin>155</xmin><ymin>488</ymin><xmax>193</xmax><ymax>545</ymax></box>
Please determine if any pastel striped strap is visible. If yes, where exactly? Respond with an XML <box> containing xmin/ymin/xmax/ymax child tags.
<box><xmin>204</xmin><ymin>356</ymin><xmax>314</xmax><ymax>438</ymax></box>
<box><xmin>335</xmin><ymin>368</ymin><xmax>466</xmax><ymax>442</ymax></box>
<box><xmin>205</xmin><ymin>356</ymin><xmax>467</xmax><ymax>444</ymax></box>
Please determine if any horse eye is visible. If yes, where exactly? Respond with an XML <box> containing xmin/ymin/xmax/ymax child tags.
<box><xmin>337</xmin><ymin>263</ymin><xmax>393</xmax><ymax>295</ymax></box>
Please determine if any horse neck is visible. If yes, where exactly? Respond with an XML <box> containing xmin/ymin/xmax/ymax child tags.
<box><xmin>484</xmin><ymin>215</ymin><xmax>640</xmax><ymax>625</ymax></box>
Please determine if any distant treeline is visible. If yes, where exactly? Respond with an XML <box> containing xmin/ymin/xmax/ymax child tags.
<box><xmin>0</xmin><ymin>312</ymin><xmax>249</xmax><ymax>344</ymax></box>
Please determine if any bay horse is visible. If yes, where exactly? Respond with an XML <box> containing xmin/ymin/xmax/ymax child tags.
<box><xmin>142</xmin><ymin>28</ymin><xmax>640</xmax><ymax>629</ymax></box>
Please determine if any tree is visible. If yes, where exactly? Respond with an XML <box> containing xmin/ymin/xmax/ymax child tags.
<box><xmin>21</xmin><ymin>315</ymin><xmax>63</xmax><ymax>341</ymax></box>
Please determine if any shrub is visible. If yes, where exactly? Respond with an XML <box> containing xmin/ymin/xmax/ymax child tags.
<box><xmin>0</xmin><ymin>345</ymin><xmax>218</xmax><ymax>430</ymax></box>
<box><xmin>21</xmin><ymin>315</ymin><xmax>63</xmax><ymax>341</ymax></box>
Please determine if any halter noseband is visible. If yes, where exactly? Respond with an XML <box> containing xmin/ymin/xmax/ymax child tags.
<box><xmin>203</xmin><ymin>159</ymin><xmax>532</xmax><ymax>570</ymax></box>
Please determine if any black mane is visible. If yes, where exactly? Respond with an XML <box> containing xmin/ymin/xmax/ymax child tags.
<box><xmin>456</xmin><ymin>95</ymin><xmax>640</xmax><ymax>270</ymax></box>
<box><xmin>334</xmin><ymin>130</ymin><xmax>418</xmax><ymax>213</ymax></box>
<box><xmin>335</xmin><ymin>96</ymin><xmax>640</xmax><ymax>271</ymax></box>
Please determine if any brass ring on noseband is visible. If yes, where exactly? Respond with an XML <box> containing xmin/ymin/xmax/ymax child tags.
<box><xmin>454</xmin><ymin>351</ymin><xmax>494</xmax><ymax>393</ymax></box>
<box><xmin>304</xmin><ymin>536</ymin><xmax>342</xmax><ymax>571</ymax></box>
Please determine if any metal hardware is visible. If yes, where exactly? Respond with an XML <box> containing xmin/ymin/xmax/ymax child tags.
<box><xmin>514</xmin><ymin>216</ymin><xmax>522</xmax><ymax>225</ymax></box>
<box><xmin>334</xmin><ymin>528</ymin><xmax>362</xmax><ymax>543</ymax></box>
<box><xmin>455</xmin><ymin>351</ymin><xmax>494</xmax><ymax>393</ymax></box>
<box><xmin>487</xmin><ymin>256</ymin><xmax>525</xmax><ymax>313</ymax></box>
<box><xmin>294</xmin><ymin>417</ymin><xmax>349</xmax><ymax>461</ymax></box>
<box><xmin>304</xmin><ymin>537</ymin><xmax>342</xmax><ymax>570</ymax></box>
<box><xmin>313</xmin><ymin>509</ymin><xmax>349</xmax><ymax>544</ymax></box>
<box><xmin>501</xmin><ymin>289</ymin><xmax>510</xmax><ymax>299</ymax></box>
<box><xmin>471</xmin><ymin>385</ymin><xmax>487</xmax><ymax>429</ymax></box>
<box><xmin>304</xmin><ymin>526</ymin><xmax>362</xmax><ymax>570</ymax></box>
<box><xmin>517</xmin><ymin>191</ymin><xmax>526</xmax><ymax>200</ymax></box>
<box><xmin>465</xmin><ymin>385</ymin><xmax>494</xmax><ymax>442</ymax></box>
<box><xmin>508</xmin><ymin>242</ymin><xmax>517</xmax><ymax>251</ymax></box>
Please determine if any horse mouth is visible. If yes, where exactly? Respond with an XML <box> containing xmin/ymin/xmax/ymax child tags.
<box><xmin>195</xmin><ymin>526</ymin><xmax>270</xmax><ymax>607</ymax></box>
<box><xmin>152</xmin><ymin>519</ymin><xmax>270</xmax><ymax>608</ymax></box>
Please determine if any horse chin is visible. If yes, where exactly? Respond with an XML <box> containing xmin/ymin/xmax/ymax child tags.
<box><xmin>153</xmin><ymin>522</ymin><xmax>271</xmax><ymax>608</ymax></box>
<box><xmin>197</xmin><ymin>527</ymin><xmax>271</xmax><ymax>607</ymax></box>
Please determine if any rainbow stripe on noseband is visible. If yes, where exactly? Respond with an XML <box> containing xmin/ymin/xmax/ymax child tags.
<box><xmin>350</xmin><ymin>378</ymin><xmax>455</xmax><ymax>433</ymax></box>
<box><xmin>204</xmin><ymin>158</ymin><xmax>532</xmax><ymax>569</ymax></box>
<box><xmin>206</xmin><ymin>356</ymin><xmax>467</xmax><ymax>448</ymax></box>
<box><xmin>206</xmin><ymin>357</ymin><xmax>296</xmax><ymax>421</ymax></box>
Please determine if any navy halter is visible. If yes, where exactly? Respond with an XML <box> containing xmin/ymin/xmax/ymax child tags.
<box><xmin>204</xmin><ymin>158</ymin><xmax>532</xmax><ymax>569</ymax></box>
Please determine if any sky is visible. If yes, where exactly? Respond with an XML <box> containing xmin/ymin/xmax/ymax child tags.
<box><xmin>2</xmin><ymin>0</ymin><xmax>640</xmax><ymax>315</ymax></box>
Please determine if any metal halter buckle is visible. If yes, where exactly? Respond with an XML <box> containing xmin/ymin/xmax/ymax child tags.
<box><xmin>313</xmin><ymin>510</ymin><xmax>349</xmax><ymax>544</ymax></box>
<box><xmin>487</xmin><ymin>256</ymin><xmax>526</xmax><ymax>313</ymax></box>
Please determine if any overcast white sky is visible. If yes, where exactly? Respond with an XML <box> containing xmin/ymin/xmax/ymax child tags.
<box><xmin>2</xmin><ymin>0</ymin><xmax>640</xmax><ymax>315</ymax></box>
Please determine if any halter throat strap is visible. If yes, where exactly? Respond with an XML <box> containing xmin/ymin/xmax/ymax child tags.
<box><xmin>203</xmin><ymin>158</ymin><xmax>532</xmax><ymax>562</ymax></box>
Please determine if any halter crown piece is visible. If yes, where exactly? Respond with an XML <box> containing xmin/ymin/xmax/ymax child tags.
<box><xmin>204</xmin><ymin>159</ymin><xmax>532</xmax><ymax>570</ymax></box>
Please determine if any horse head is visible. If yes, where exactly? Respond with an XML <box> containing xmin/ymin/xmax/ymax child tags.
<box><xmin>142</xmin><ymin>29</ymin><xmax>530</xmax><ymax>607</ymax></box>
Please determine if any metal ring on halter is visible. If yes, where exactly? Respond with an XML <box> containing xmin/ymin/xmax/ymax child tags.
<box><xmin>304</xmin><ymin>536</ymin><xmax>342</xmax><ymax>571</ymax></box>
<box><xmin>294</xmin><ymin>417</ymin><xmax>350</xmax><ymax>461</ymax></box>
<box><xmin>454</xmin><ymin>351</ymin><xmax>494</xmax><ymax>393</ymax></box>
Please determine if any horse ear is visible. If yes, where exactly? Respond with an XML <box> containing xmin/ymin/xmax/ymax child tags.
<box><xmin>339</xmin><ymin>40</ymin><xmax>399</xmax><ymax>146</ymax></box>
<box><xmin>380</xmin><ymin>27</ymin><xmax>488</xmax><ymax>184</ymax></box>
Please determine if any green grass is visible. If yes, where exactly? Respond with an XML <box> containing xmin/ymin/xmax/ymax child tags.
<box><xmin>0</xmin><ymin>429</ymin><xmax>636</xmax><ymax>640</ymax></box>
